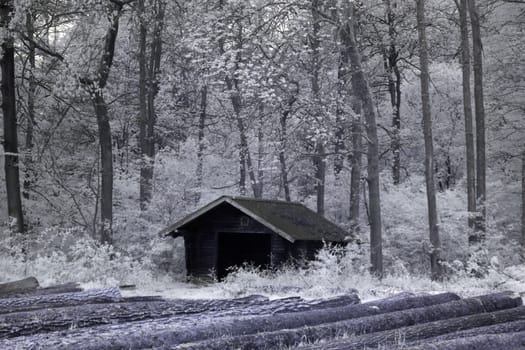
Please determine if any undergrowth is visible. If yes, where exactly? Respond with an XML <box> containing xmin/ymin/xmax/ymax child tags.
<box><xmin>0</xmin><ymin>227</ymin><xmax>177</xmax><ymax>289</ymax></box>
<box><xmin>220</xmin><ymin>244</ymin><xmax>525</xmax><ymax>301</ymax></box>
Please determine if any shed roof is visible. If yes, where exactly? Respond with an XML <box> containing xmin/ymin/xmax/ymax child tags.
<box><xmin>160</xmin><ymin>196</ymin><xmax>351</xmax><ymax>243</ymax></box>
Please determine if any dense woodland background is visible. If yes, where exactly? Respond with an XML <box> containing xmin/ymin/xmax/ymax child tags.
<box><xmin>1</xmin><ymin>0</ymin><xmax>524</xmax><ymax>287</ymax></box>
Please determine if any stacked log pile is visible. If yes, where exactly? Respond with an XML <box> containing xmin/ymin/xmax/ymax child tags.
<box><xmin>0</xmin><ymin>277</ymin><xmax>523</xmax><ymax>349</ymax></box>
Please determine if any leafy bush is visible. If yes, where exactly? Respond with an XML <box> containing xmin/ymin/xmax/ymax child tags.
<box><xmin>0</xmin><ymin>227</ymin><xmax>167</xmax><ymax>288</ymax></box>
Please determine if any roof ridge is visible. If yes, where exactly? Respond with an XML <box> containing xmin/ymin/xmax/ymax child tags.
<box><xmin>228</xmin><ymin>196</ymin><xmax>304</xmax><ymax>206</ymax></box>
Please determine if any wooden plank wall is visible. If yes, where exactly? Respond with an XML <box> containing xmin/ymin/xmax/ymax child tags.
<box><xmin>270</xmin><ymin>234</ymin><xmax>289</xmax><ymax>267</ymax></box>
<box><xmin>185</xmin><ymin>231</ymin><xmax>217</xmax><ymax>278</ymax></box>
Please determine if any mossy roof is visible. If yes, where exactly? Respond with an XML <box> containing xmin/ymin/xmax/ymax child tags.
<box><xmin>161</xmin><ymin>196</ymin><xmax>351</xmax><ymax>243</ymax></box>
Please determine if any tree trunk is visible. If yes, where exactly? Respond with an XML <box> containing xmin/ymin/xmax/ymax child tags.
<box><xmin>459</xmin><ymin>0</ymin><xmax>477</xmax><ymax>233</ymax></box>
<box><xmin>138</xmin><ymin>0</ymin><xmax>164</xmax><ymax>210</ymax></box>
<box><xmin>342</xmin><ymin>5</ymin><xmax>383</xmax><ymax>276</ymax></box>
<box><xmin>255</xmin><ymin>122</ymin><xmax>264</xmax><ymax>198</ymax></box>
<box><xmin>146</xmin><ymin>0</ymin><xmax>164</xmax><ymax>196</ymax></box>
<box><xmin>384</xmin><ymin>0</ymin><xmax>402</xmax><ymax>185</ymax></box>
<box><xmin>349</xmin><ymin>99</ymin><xmax>362</xmax><ymax>233</ymax></box>
<box><xmin>235</xmin><ymin>110</ymin><xmax>257</xmax><ymax>197</ymax></box>
<box><xmin>220</xmin><ymin>19</ymin><xmax>259</xmax><ymax>198</ymax></box>
<box><xmin>138</xmin><ymin>0</ymin><xmax>151</xmax><ymax>210</ymax></box>
<box><xmin>468</xmin><ymin>0</ymin><xmax>486</xmax><ymax>234</ymax></box>
<box><xmin>341</xmin><ymin>6</ymin><xmax>363</xmax><ymax>234</ymax></box>
<box><xmin>1</xmin><ymin>0</ymin><xmax>25</xmax><ymax>233</ymax></box>
<box><xmin>195</xmin><ymin>85</ymin><xmax>207</xmax><ymax>198</ymax></box>
<box><xmin>80</xmin><ymin>3</ymin><xmax>124</xmax><ymax>243</ymax></box>
<box><xmin>416</xmin><ymin>0</ymin><xmax>443</xmax><ymax>281</ymax></box>
<box><xmin>313</xmin><ymin>143</ymin><xmax>326</xmax><ymax>216</ymax></box>
<box><xmin>239</xmin><ymin>145</ymin><xmax>247</xmax><ymax>195</ymax></box>
<box><xmin>92</xmin><ymin>91</ymin><xmax>113</xmax><ymax>245</ymax></box>
<box><xmin>522</xmin><ymin>146</ymin><xmax>525</xmax><ymax>258</ymax></box>
<box><xmin>334</xmin><ymin>55</ymin><xmax>346</xmax><ymax>176</ymax></box>
<box><xmin>23</xmin><ymin>10</ymin><xmax>36</xmax><ymax>200</ymax></box>
<box><xmin>310</xmin><ymin>0</ymin><xmax>325</xmax><ymax>216</ymax></box>
<box><xmin>279</xmin><ymin>91</ymin><xmax>296</xmax><ymax>202</ymax></box>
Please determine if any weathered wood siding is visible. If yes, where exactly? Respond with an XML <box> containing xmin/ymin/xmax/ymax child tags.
<box><xmin>207</xmin><ymin>204</ymin><xmax>273</xmax><ymax>234</ymax></box>
<box><xmin>185</xmin><ymin>231</ymin><xmax>217</xmax><ymax>278</ymax></box>
<box><xmin>270</xmin><ymin>234</ymin><xmax>290</xmax><ymax>267</ymax></box>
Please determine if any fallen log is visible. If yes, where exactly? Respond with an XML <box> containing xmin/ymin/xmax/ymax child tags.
<box><xmin>0</xmin><ymin>277</ymin><xmax>39</xmax><ymax>298</ymax></box>
<box><xmin>391</xmin><ymin>319</ymin><xmax>525</xmax><ymax>349</ymax></box>
<box><xmin>0</xmin><ymin>295</ymin><xmax>271</xmax><ymax>338</ymax></box>
<box><xmin>429</xmin><ymin>319</ymin><xmax>525</xmax><ymax>342</ymax></box>
<box><xmin>0</xmin><ymin>293</ymin><xmax>357</xmax><ymax>338</ymax></box>
<box><xmin>121</xmin><ymin>296</ymin><xmax>165</xmax><ymax>302</ymax></box>
<box><xmin>171</xmin><ymin>292</ymin><xmax>522</xmax><ymax>350</ymax></box>
<box><xmin>0</xmin><ymin>288</ymin><xmax>121</xmax><ymax>314</ymax></box>
<box><xmin>296</xmin><ymin>300</ymin><xmax>525</xmax><ymax>350</ymax></box>
<box><xmin>270</xmin><ymin>294</ymin><xmax>360</xmax><ymax>314</ymax></box>
<box><xmin>9</xmin><ymin>282</ymin><xmax>83</xmax><ymax>298</ymax></box>
<box><xmin>0</xmin><ymin>292</ymin><xmax>459</xmax><ymax>349</ymax></box>
<box><xmin>297</xmin><ymin>294</ymin><xmax>361</xmax><ymax>310</ymax></box>
<box><xmin>402</xmin><ymin>330</ymin><xmax>525</xmax><ymax>350</ymax></box>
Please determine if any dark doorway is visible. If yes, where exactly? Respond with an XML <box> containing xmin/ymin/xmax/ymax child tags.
<box><xmin>217</xmin><ymin>232</ymin><xmax>271</xmax><ymax>280</ymax></box>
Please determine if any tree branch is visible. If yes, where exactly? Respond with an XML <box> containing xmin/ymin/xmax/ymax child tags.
<box><xmin>19</xmin><ymin>33</ymin><xmax>64</xmax><ymax>61</ymax></box>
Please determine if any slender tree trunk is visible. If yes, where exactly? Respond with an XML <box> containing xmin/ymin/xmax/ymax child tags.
<box><xmin>468</xmin><ymin>0</ymin><xmax>486</xmax><ymax>234</ymax></box>
<box><xmin>228</xmin><ymin>85</ymin><xmax>257</xmax><ymax>197</ymax></box>
<box><xmin>343</xmin><ymin>5</ymin><xmax>383</xmax><ymax>276</ymax></box>
<box><xmin>416</xmin><ymin>0</ymin><xmax>443</xmax><ymax>281</ymax></box>
<box><xmin>279</xmin><ymin>91</ymin><xmax>296</xmax><ymax>202</ymax></box>
<box><xmin>1</xmin><ymin>0</ymin><xmax>25</xmax><ymax>233</ymax></box>
<box><xmin>310</xmin><ymin>0</ymin><xmax>325</xmax><ymax>216</ymax></box>
<box><xmin>93</xmin><ymin>91</ymin><xmax>113</xmax><ymax>245</ymax></box>
<box><xmin>219</xmin><ymin>16</ymin><xmax>259</xmax><ymax>198</ymax></box>
<box><xmin>23</xmin><ymin>11</ymin><xmax>36</xmax><ymax>200</ymax></box>
<box><xmin>196</xmin><ymin>85</ymin><xmax>207</xmax><ymax>193</ymax></box>
<box><xmin>339</xmin><ymin>5</ymin><xmax>362</xmax><ymax>234</ymax></box>
<box><xmin>522</xmin><ymin>146</ymin><xmax>525</xmax><ymax>260</ymax></box>
<box><xmin>237</xmin><ymin>115</ymin><xmax>259</xmax><ymax>197</ymax></box>
<box><xmin>314</xmin><ymin>143</ymin><xmax>326</xmax><ymax>216</ymax></box>
<box><xmin>217</xmin><ymin>0</ymin><xmax>243</xmax><ymax>195</ymax></box>
<box><xmin>334</xmin><ymin>58</ymin><xmax>346</xmax><ymax>176</ymax></box>
<box><xmin>138</xmin><ymin>0</ymin><xmax>164</xmax><ymax>210</ymax></box>
<box><xmin>458</xmin><ymin>0</ymin><xmax>477</xmax><ymax>233</ymax></box>
<box><xmin>138</xmin><ymin>0</ymin><xmax>150</xmax><ymax>210</ymax></box>
<box><xmin>349</xmin><ymin>97</ymin><xmax>362</xmax><ymax>233</ymax></box>
<box><xmin>146</xmin><ymin>0</ymin><xmax>164</xmax><ymax>189</ymax></box>
<box><xmin>236</xmin><ymin>112</ymin><xmax>247</xmax><ymax>196</ymax></box>
<box><xmin>384</xmin><ymin>0</ymin><xmax>402</xmax><ymax>185</ymax></box>
<box><xmin>80</xmin><ymin>3</ymin><xmax>124</xmax><ymax>243</ymax></box>
<box><xmin>255</xmin><ymin>121</ymin><xmax>264</xmax><ymax>198</ymax></box>
<box><xmin>227</xmin><ymin>82</ymin><xmax>253</xmax><ymax>197</ymax></box>
<box><xmin>390</xmin><ymin>68</ymin><xmax>402</xmax><ymax>185</ymax></box>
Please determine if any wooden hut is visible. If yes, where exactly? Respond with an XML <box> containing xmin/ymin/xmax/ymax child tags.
<box><xmin>161</xmin><ymin>196</ymin><xmax>351</xmax><ymax>280</ymax></box>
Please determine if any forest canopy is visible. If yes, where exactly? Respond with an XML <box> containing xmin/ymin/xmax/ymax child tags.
<box><xmin>1</xmin><ymin>0</ymin><xmax>524</xmax><ymax>283</ymax></box>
